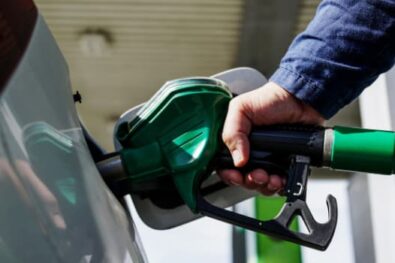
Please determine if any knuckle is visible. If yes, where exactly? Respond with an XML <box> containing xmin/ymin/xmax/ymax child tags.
<box><xmin>221</xmin><ymin>129</ymin><xmax>233</xmax><ymax>145</ymax></box>
<box><xmin>229</xmin><ymin>97</ymin><xmax>241</xmax><ymax>110</ymax></box>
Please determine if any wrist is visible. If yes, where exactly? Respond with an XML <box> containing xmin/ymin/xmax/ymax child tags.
<box><xmin>268</xmin><ymin>81</ymin><xmax>325</xmax><ymax>124</ymax></box>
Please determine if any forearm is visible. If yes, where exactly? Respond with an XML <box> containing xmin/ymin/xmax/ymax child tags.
<box><xmin>270</xmin><ymin>0</ymin><xmax>395</xmax><ymax>119</ymax></box>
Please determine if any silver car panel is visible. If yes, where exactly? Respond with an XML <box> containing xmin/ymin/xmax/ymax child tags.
<box><xmin>0</xmin><ymin>15</ymin><xmax>146</xmax><ymax>262</ymax></box>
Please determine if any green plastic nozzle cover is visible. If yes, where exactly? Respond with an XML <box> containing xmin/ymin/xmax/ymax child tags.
<box><xmin>116</xmin><ymin>78</ymin><xmax>232</xmax><ymax>212</ymax></box>
<box><xmin>331</xmin><ymin>126</ymin><xmax>395</xmax><ymax>174</ymax></box>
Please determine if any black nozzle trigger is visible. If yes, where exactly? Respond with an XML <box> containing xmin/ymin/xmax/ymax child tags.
<box><xmin>196</xmin><ymin>155</ymin><xmax>337</xmax><ymax>251</ymax></box>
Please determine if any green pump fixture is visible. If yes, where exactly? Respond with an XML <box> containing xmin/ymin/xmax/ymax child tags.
<box><xmin>97</xmin><ymin>68</ymin><xmax>395</xmax><ymax>251</ymax></box>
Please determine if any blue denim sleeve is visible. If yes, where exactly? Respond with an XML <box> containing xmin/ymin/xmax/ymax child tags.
<box><xmin>270</xmin><ymin>0</ymin><xmax>395</xmax><ymax>119</ymax></box>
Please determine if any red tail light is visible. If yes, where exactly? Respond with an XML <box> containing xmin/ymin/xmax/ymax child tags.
<box><xmin>0</xmin><ymin>0</ymin><xmax>37</xmax><ymax>92</ymax></box>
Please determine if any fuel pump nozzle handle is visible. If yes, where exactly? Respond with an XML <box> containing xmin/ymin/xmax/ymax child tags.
<box><xmin>217</xmin><ymin>125</ymin><xmax>395</xmax><ymax>175</ymax></box>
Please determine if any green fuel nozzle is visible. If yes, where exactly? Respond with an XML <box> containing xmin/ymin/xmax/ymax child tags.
<box><xmin>329</xmin><ymin>126</ymin><xmax>395</xmax><ymax>174</ymax></box>
<box><xmin>98</xmin><ymin>75</ymin><xmax>394</xmax><ymax>251</ymax></box>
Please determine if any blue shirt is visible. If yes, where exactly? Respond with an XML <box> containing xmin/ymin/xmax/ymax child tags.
<box><xmin>270</xmin><ymin>0</ymin><xmax>395</xmax><ymax>119</ymax></box>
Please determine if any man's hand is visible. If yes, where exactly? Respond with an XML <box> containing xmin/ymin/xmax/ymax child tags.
<box><xmin>218</xmin><ymin>81</ymin><xmax>324</xmax><ymax>195</ymax></box>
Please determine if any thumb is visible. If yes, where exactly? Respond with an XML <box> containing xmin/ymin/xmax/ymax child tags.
<box><xmin>222</xmin><ymin>99</ymin><xmax>251</xmax><ymax>167</ymax></box>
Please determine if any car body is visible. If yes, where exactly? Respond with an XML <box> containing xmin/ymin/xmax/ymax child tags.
<box><xmin>0</xmin><ymin>1</ymin><xmax>146</xmax><ymax>262</ymax></box>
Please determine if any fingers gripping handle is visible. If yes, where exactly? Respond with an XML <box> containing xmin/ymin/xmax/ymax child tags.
<box><xmin>216</xmin><ymin>125</ymin><xmax>326</xmax><ymax>172</ymax></box>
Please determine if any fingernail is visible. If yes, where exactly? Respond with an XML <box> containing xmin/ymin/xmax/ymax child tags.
<box><xmin>253</xmin><ymin>178</ymin><xmax>265</xmax><ymax>185</ymax></box>
<box><xmin>229</xmin><ymin>180</ymin><xmax>240</xmax><ymax>186</ymax></box>
<box><xmin>231</xmin><ymin>149</ymin><xmax>242</xmax><ymax>166</ymax></box>
<box><xmin>267</xmin><ymin>184</ymin><xmax>278</xmax><ymax>191</ymax></box>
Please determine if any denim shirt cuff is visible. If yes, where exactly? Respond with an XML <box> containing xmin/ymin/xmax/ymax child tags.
<box><xmin>270</xmin><ymin>66</ymin><xmax>342</xmax><ymax>119</ymax></box>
